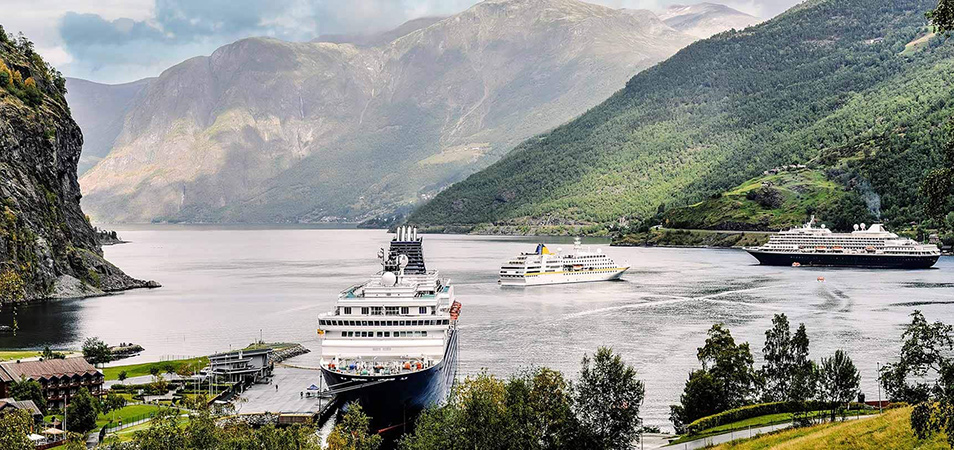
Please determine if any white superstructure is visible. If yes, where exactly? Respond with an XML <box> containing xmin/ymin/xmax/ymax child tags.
<box><xmin>317</xmin><ymin>227</ymin><xmax>460</xmax><ymax>377</ymax></box>
<box><xmin>750</xmin><ymin>216</ymin><xmax>940</xmax><ymax>257</ymax></box>
<box><xmin>499</xmin><ymin>238</ymin><xmax>628</xmax><ymax>286</ymax></box>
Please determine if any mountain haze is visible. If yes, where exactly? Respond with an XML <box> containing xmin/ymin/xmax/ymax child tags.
<box><xmin>657</xmin><ymin>3</ymin><xmax>761</xmax><ymax>38</ymax></box>
<box><xmin>65</xmin><ymin>77</ymin><xmax>152</xmax><ymax>174</ymax></box>
<box><xmin>409</xmin><ymin>0</ymin><xmax>952</xmax><ymax>232</ymax></box>
<box><xmin>78</xmin><ymin>0</ymin><xmax>701</xmax><ymax>224</ymax></box>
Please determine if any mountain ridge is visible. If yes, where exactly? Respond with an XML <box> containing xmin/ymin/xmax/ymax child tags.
<box><xmin>407</xmin><ymin>0</ymin><xmax>950</xmax><ymax>234</ymax></box>
<box><xmin>77</xmin><ymin>0</ymin><xmax>707</xmax><ymax>224</ymax></box>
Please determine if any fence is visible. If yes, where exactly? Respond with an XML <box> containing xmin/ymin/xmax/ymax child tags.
<box><xmin>102</xmin><ymin>410</ymin><xmax>163</xmax><ymax>434</ymax></box>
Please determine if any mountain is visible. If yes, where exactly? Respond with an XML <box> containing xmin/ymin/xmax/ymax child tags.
<box><xmin>78</xmin><ymin>0</ymin><xmax>701</xmax><ymax>224</ymax></box>
<box><xmin>0</xmin><ymin>31</ymin><xmax>152</xmax><ymax>300</ymax></box>
<box><xmin>408</xmin><ymin>0</ymin><xmax>953</xmax><ymax>234</ymax></box>
<box><xmin>65</xmin><ymin>77</ymin><xmax>152</xmax><ymax>175</ymax></box>
<box><xmin>657</xmin><ymin>3</ymin><xmax>761</xmax><ymax>38</ymax></box>
<box><xmin>315</xmin><ymin>17</ymin><xmax>445</xmax><ymax>47</ymax></box>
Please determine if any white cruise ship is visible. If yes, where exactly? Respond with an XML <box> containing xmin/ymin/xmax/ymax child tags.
<box><xmin>317</xmin><ymin>227</ymin><xmax>460</xmax><ymax>432</ymax></box>
<box><xmin>499</xmin><ymin>238</ymin><xmax>629</xmax><ymax>286</ymax></box>
<box><xmin>745</xmin><ymin>216</ymin><xmax>940</xmax><ymax>269</ymax></box>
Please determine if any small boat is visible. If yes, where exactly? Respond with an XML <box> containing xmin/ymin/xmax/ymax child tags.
<box><xmin>817</xmin><ymin>277</ymin><xmax>825</xmax><ymax>282</ymax></box>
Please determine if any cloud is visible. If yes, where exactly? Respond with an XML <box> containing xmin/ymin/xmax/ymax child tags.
<box><xmin>32</xmin><ymin>0</ymin><xmax>804</xmax><ymax>83</ymax></box>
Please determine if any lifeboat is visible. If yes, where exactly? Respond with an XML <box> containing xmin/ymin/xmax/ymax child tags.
<box><xmin>792</xmin><ymin>262</ymin><xmax>801</xmax><ymax>267</ymax></box>
<box><xmin>403</xmin><ymin>362</ymin><xmax>412</xmax><ymax>370</ymax></box>
<box><xmin>449</xmin><ymin>301</ymin><xmax>462</xmax><ymax>321</ymax></box>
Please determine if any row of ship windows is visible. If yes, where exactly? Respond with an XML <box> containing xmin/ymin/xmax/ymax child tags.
<box><xmin>341</xmin><ymin>331</ymin><xmax>428</xmax><ymax>338</ymax></box>
<box><xmin>321</xmin><ymin>319</ymin><xmax>450</xmax><ymax>327</ymax></box>
<box><xmin>339</xmin><ymin>306</ymin><xmax>428</xmax><ymax>315</ymax></box>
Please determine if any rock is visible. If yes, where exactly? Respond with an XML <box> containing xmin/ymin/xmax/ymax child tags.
<box><xmin>0</xmin><ymin>35</ymin><xmax>151</xmax><ymax>302</ymax></box>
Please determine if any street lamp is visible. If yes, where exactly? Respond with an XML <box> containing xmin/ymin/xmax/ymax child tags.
<box><xmin>876</xmin><ymin>361</ymin><xmax>883</xmax><ymax>414</ymax></box>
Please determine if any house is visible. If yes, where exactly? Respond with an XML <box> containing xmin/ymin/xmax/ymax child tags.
<box><xmin>206</xmin><ymin>348</ymin><xmax>273</xmax><ymax>385</ymax></box>
<box><xmin>0</xmin><ymin>358</ymin><xmax>104</xmax><ymax>409</ymax></box>
<box><xmin>0</xmin><ymin>398</ymin><xmax>43</xmax><ymax>422</ymax></box>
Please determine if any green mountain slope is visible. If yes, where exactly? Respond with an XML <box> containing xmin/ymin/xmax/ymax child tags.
<box><xmin>408</xmin><ymin>0</ymin><xmax>954</xmax><ymax>233</ymax></box>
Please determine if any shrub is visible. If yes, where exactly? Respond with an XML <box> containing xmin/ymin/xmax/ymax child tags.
<box><xmin>685</xmin><ymin>400</ymin><xmax>871</xmax><ymax>435</ymax></box>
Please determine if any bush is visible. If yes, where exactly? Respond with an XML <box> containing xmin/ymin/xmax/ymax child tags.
<box><xmin>685</xmin><ymin>401</ymin><xmax>870</xmax><ymax>435</ymax></box>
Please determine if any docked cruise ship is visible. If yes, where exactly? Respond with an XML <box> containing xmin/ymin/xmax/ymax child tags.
<box><xmin>499</xmin><ymin>238</ymin><xmax>629</xmax><ymax>286</ymax></box>
<box><xmin>745</xmin><ymin>217</ymin><xmax>941</xmax><ymax>269</ymax></box>
<box><xmin>317</xmin><ymin>226</ymin><xmax>460</xmax><ymax>431</ymax></box>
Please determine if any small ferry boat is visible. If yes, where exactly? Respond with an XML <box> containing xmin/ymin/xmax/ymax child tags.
<box><xmin>744</xmin><ymin>216</ymin><xmax>940</xmax><ymax>269</ymax></box>
<box><xmin>499</xmin><ymin>238</ymin><xmax>629</xmax><ymax>286</ymax></box>
<box><xmin>317</xmin><ymin>227</ymin><xmax>460</xmax><ymax>431</ymax></box>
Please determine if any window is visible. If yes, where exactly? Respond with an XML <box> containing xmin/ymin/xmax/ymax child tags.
<box><xmin>384</xmin><ymin>332</ymin><xmax>390</xmax><ymax>337</ymax></box>
<box><xmin>386</xmin><ymin>306</ymin><xmax>399</xmax><ymax>315</ymax></box>
<box><xmin>377</xmin><ymin>332</ymin><xmax>383</xmax><ymax>337</ymax></box>
<box><xmin>361</xmin><ymin>321</ymin><xmax>368</xmax><ymax>326</ymax></box>
<box><xmin>399</xmin><ymin>321</ymin><xmax>406</xmax><ymax>326</ymax></box>
<box><xmin>361</xmin><ymin>307</ymin><xmax>370</xmax><ymax>315</ymax></box>
<box><xmin>419</xmin><ymin>306</ymin><xmax>427</xmax><ymax>314</ymax></box>
<box><xmin>371</xmin><ymin>306</ymin><xmax>383</xmax><ymax>315</ymax></box>
<box><xmin>401</xmin><ymin>306</ymin><xmax>409</xmax><ymax>315</ymax></box>
<box><xmin>422</xmin><ymin>331</ymin><xmax>427</xmax><ymax>337</ymax></box>
<box><xmin>343</xmin><ymin>307</ymin><xmax>352</xmax><ymax>314</ymax></box>
<box><xmin>341</xmin><ymin>331</ymin><xmax>347</xmax><ymax>337</ymax></box>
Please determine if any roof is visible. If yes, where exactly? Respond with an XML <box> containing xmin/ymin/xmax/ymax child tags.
<box><xmin>0</xmin><ymin>398</ymin><xmax>42</xmax><ymax>416</ymax></box>
<box><xmin>209</xmin><ymin>348</ymin><xmax>273</xmax><ymax>360</ymax></box>
<box><xmin>0</xmin><ymin>357</ymin><xmax>101</xmax><ymax>382</ymax></box>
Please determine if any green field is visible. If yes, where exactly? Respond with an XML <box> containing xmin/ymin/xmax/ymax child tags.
<box><xmin>0</xmin><ymin>349</ymin><xmax>77</xmax><ymax>361</ymax></box>
<box><xmin>97</xmin><ymin>404</ymin><xmax>160</xmax><ymax>429</ymax></box>
<box><xmin>712</xmin><ymin>407</ymin><xmax>948</xmax><ymax>449</ymax></box>
<box><xmin>103</xmin><ymin>357</ymin><xmax>208</xmax><ymax>381</ymax></box>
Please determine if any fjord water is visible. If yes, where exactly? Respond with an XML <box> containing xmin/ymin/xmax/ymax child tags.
<box><xmin>1</xmin><ymin>226</ymin><xmax>952</xmax><ymax>427</ymax></box>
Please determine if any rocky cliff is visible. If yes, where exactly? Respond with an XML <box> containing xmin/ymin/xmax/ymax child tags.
<box><xmin>0</xmin><ymin>29</ymin><xmax>154</xmax><ymax>301</ymax></box>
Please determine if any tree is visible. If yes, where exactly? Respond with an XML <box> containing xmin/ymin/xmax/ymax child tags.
<box><xmin>117</xmin><ymin>371</ymin><xmax>127</xmax><ymax>384</ymax></box>
<box><xmin>881</xmin><ymin>311</ymin><xmax>954</xmax><ymax>404</ymax></box>
<box><xmin>574</xmin><ymin>347</ymin><xmax>645</xmax><ymax>449</ymax></box>
<box><xmin>929</xmin><ymin>0</ymin><xmax>954</xmax><ymax>34</ymax></box>
<box><xmin>81</xmin><ymin>337</ymin><xmax>112</xmax><ymax>367</ymax></box>
<box><xmin>817</xmin><ymin>350</ymin><xmax>860</xmax><ymax>418</ymax></box>
<box><xmin>0</xmin><ymin>409</ymin><xmax>34</xmax><ymax>450</ymax></box>
<box><xmin>671</xmin><ymin>324</ymin><xmax>757</xmax><ymax>431</ymax></box>
<box><xmin>41</xmin><ymin>346</ymin><xmax>65</xmax><ymax>360</ymax></box>
<box><xmin>130</xmin><ymin>407</ymin><xmax>186</xmax><ymax>450</ymax></box>
<box><xmin>325</xmin><ymin>403</ymin><xmax>382</xmax><ymax>450</ymax></box>
<box><xmin>101</xmin><ymin>392</ymin><xmax>126</xmax><ymax>422</ymax></box>
<box><xmin>761</xmin><ymin>314</ymin><xmax>794</xmax><ymax>401</ymax></box>
<box><xmin>0</xmin><ymin>269</ymin><xmax>24</xmax><ymax>305</ymax></box>
<box><xmin>22</xmin><ymin>77</ymin><xmax>41</xmax><ymax>106</ymax></box>
<box><xmin>10</xmin><ymin>376</ymin><xmax>46</xmax><ymax>413</ymax></box>
<box><xmin>789</xmin><ymin>324</ymin><xmax>817</xmax><ymax>403</ymax></box>
<box><xmin>0</xmin><ymin>60</ymin><xmax>11</xmax><ymax>89</ymax></box>
<box><xmin>65</xmin><ymin>387</ymin><xmax>98</xmax><ymax>433</ymax></box>
<box><xmin>920</xmin><ymin>122</ymin><xmax>954</xmax><ymax>222</ymax></box>
<box><xmin>669</xmin><ymin>370</ymin><xmax>721</xmax><ymax>433</ymax></box>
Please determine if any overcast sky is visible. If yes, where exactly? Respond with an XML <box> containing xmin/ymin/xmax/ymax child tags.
<box><xmin>2</xmin><ymin>0</ymin><xmax>802</xmax><ymax>84</ymax></box>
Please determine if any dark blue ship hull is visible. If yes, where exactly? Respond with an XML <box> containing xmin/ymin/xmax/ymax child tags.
<box><xmin>321</xmin><ymin>328</ymin><xmax>459</xmax><ymax>433</ymax></box>
<box><xmin>746</xmin><ymin>250</ymin><xmax>939</xmax><ymax>269</ymax></box>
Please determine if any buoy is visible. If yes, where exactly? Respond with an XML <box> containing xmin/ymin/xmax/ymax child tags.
<box><xmin>817</xmin><ymin>276</ymin><xmax>825</xmax><ymax>282</ymax></box>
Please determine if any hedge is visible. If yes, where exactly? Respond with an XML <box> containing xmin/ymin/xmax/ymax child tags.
<box><xmin>685</xmin><ymin>401</ymin><xmax>872</xmax><ymax>435</ymax></box>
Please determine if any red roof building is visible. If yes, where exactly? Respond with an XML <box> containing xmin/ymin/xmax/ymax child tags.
<box><xmin>0</xmin><ymin>358</ymin><xmax>104</xmax><ymax>409</ymax></box>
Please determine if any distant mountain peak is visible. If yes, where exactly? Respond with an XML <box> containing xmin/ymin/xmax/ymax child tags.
<box><xmin>657</xmin><ymin>1</ymin><xmax>760</xmax><ymax>38</ymax></box>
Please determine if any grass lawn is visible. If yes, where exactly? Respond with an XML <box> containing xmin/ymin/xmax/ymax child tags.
<box><xmin>97</xmin><ymin>404</ymin><xmax>160</xmax><ymax>429</ymax></box>
<box><xmin>0</xmin><ymin>349</ymin><xmax>77</xmax><ymax>361</ymax></box>
<box><xmin>671</xmin><ymin>409</ymin><xmax>876</xmax><ymax>444</ymax></box>
<box><xmin>103</xmin><ymin>357</ymin><xmax>208</xmax><ymax>380</ymax></box>
<box><xmin>108</xmin><ymin>414</ymin><xmax>189</xmax><ymax>442</ymax></box>
<box><xmin>712</xmin><ymin>407</ymin><xmax>949</xmax><ymax>449</ymax></box>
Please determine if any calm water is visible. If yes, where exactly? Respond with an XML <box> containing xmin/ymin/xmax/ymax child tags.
<box><xmin>1</xmin><ymin>225</ymin><xmax>952</xmax><ymax>427</ymax></box>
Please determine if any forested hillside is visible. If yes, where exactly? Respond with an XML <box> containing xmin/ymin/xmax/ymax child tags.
<box><xmin>409</xmin><ymin>0</ymin><xmax>954</xmax><ymax>233</ymax></box>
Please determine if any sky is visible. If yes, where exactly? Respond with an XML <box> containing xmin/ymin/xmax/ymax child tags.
<box><xmin>1</xmin><ymin>0</ymin><xmax>802</xmax><ymax>84</ymax></box>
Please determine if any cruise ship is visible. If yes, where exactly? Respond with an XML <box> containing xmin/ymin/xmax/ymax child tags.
<box><xmin>317</xmin><ymin>226</ymin><xmax>460</xmax><ymax>432</ymax></box>
<box><xmin>744</xmin><ymin>217</ymin><xmax>941</xmax><ymax>269</ymax></box>
<box><xmin>499</xmin><ymin>238</ymin><xmax>629</xmax><ymax>286</ymax></box>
